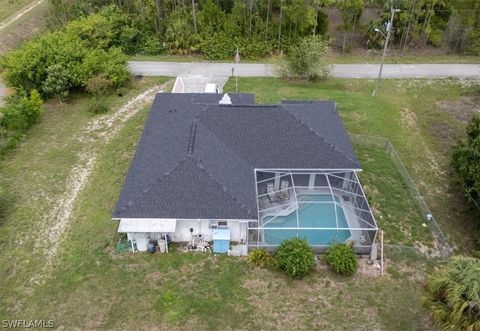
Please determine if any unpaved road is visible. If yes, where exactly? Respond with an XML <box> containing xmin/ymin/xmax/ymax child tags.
<box><xmin>129</xmin><ymin>61</ymin><xmax>480</xmax><ymax>79</ymax></box>
<box><xmin>0</xmin><ymin>0</ymin><xmax>45</xmax><ymax>32</ymax></box>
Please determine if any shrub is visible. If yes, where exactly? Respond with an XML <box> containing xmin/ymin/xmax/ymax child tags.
<box><xmin>42</xmin><ymin>64</ymin><xmax>71</xmax><ymax>101</ymax></box>
<box><xmin>275</xmin><ymin>35</ymin><xmax>330</xmax><ymax>81</ymax></box>
<box><xmin>274</xmin><ymin>238</ymin><xmax>315</xmax><ymax>279</ymax></box>
<box><xmin>85</xmin><ymin>74</ymin><xmax>113</xmax><ymax>96</ymax></box>
<box><xmin>200</xmin><ymin>33</ymin><xmax>269</xmax><ymax>60</ymax></box>
<box><xmin>87</xmin><ymin>97</ymin><xmax>109</xmax><ymax>114</ymax></box>
<box><xmin>423</xmin><ymin>256</ymin><xmax>480</xmax><ymax>330</ymax></box>
<box><xmin>0</xmin><ymin>90</ymin><xmax>43</xmax><ymax>154</ymax></box>
<box><xmin>324</xmin><ymin>243</ymin><xmax>358</xmax><ymax>276</ymax></box>
<box><xmin>247</xmin><ymin>249</ymin><xmax>272</xmax><ymax>268</ymax></box>
<box><xmin>451</xmin><ymin>115</ymin><xmax>480</xmax><ymax>202</ymax></box>
<box><xmin>0</xmin><ymin>9</ymin><xmax>130</xmax><ymax>97</ymax></box>
<box><xmin>1</xmin><ymin>90</ymin><xmax>43</xmax><ymax>131</ymax></box>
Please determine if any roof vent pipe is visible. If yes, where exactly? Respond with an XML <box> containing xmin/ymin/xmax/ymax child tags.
<box><xmin>219</xmin><ymin>93</ymin><xmax>232</xmax><ymax>105</ymax></box>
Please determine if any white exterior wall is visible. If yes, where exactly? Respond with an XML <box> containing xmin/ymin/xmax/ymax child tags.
<box><xmin>173</xmin><ymin>219</ymin><xmax>247</xmax><ymax>243</ymax></box>
<box><xmin>122</xmin><ymin>219</ymin><xmax>249</xmax><ymax>251</ymax></box>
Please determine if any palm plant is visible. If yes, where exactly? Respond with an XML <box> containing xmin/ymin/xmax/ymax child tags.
<box><xmin>423</xmin><ymin>256</ymin><xmax>480</xmax><ymax>331</ymax></box>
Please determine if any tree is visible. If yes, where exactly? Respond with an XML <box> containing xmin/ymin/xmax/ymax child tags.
<box><xmin>275</xmin><ymin>35</ymin><xmax>330</xmax><ymax>80</ymax></box>
<box><xmin>423</xmin><ymin>256</ymin><xmax>480</xmax><ymax>330</ymax></box>
<box><xmin>337</xmin><ymin>0</ymin><xmax>363</xmax><ymax>53</ymax></box>
<box><xmin>191</xmin><ymin>0</ymin><xmax>198</xmax><ymax>33</ymax></box>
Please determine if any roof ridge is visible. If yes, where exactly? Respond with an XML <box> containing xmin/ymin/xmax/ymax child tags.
<box><xmin>281</xmin><ymin>102</ymin><xmax>355</xmax><ymax>167</ymax></box>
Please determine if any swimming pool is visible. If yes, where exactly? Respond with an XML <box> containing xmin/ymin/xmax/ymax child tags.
<box><xmin>262</xmin><ymin>194</ymin><xmax>351</xmax><ymax>246</ymax></box>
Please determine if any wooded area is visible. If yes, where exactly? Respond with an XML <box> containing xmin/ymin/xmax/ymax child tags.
<box><xmin>47</xmin><ymin>0</ymin><xmax>480</xmax><ymax>58</ymax></box>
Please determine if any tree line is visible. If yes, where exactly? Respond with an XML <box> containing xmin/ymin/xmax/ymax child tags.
<box><xmin>46</xmin><ymin>0</ymin><xmax>480</xmax><ymax>58</ymax></box>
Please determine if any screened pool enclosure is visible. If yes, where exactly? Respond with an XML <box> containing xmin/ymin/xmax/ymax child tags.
<box><xmin>249</xmin><ymin>170</ymin><xmax>378</xmax><ymax>254</ymax></box>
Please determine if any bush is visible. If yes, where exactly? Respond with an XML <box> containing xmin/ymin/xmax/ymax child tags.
<box><xmin>42</xmin><ymin>64</ymin><xmax>71</xmax><ymax>101</ymax></box>
<box><xmin>0</xmin><ymin>9</ymin><xmax>130</xmax><ymax>97</ymax></box>
<box><xmin>87</xmin><ymin>97</ymin><xmax>109</xmax><ymax>114</ymax></box>
<box><xmin>247</xmin><ymin>249</ymin><xmax>272</xmax><ymax>268</ymax></box>
<box><xmin>274</xmin><ymin>238</ymin><xmax>315</xmax><ymax>279</ymax></box>
<box><xmin>1</xmin><ymin>90</ymin><xmax>43</xmax><ymax>131</ymax></box>
<box><xmin>275</xmin><ymin>35</ymin><xmax>330</xmax><ymax>81</ymax></box>
<box><xmin>423</xmin><ymin>256</ymin><xmax>480</xmax><ymax>330</ymax></box>
<box><xmin>85</xmin><ymin>74</ymin><xmax>113</xmax><ymax>96</ymax></box>
<box><xmin>324</xmin><ymin>243</ymin><xmax>358</xmax><ymax>276</ymax></box>
<box><xmin>0</xmin><ymin>90</ymin><xmax>43</xmax><ymax>154</ymax></box>
<box><xmin>200</xmin><ymin>33</ymin><xmax>269</xmax><ymax>60</ymax></box>
<box><xmin>451</xmin><ymin>115</ymin><xmax>480</xmax><ymax>202</ymax></box>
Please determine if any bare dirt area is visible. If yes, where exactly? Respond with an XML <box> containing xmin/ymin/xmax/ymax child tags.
<box><xmin>436</xmin><ymin>95</ymin><xmax>480</xmax><ymax>124</ymax></box>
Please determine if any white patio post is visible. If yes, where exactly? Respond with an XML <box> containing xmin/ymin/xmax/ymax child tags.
<box><xmin>308</xmin><ymin>174</ymin><xmax>315</xmax><ymax>190</ymax></box>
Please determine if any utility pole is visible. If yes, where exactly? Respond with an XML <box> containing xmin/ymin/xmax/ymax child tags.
<box><xmin>372</xmin><ymin>7</ymin><xmax>400</xmax><ymax>97</ymax></box>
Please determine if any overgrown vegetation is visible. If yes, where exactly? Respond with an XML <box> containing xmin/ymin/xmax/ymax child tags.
<box><xmin>275</xmin><ymin>35</ymin><xmax>330</xmax><ymax>80</ymax></box>
<box><xmin>0</xmin><ymin>6</ymin><xmax>131</xmax><ymax>97</ymax></box>
<box><xmin>451</xmin><ymin>115</ymin><xmax>480</xmax><ymax>249</ymax></box>
<box><xmin>451</xmin><ymin>115</ymin><xmax>480</xmax><ymax>202</ymax></box>
<box><xmin>274</xmin><ymin>238</ymin><xmax>315</xmax><ymax>278</ymax></box>
<box><xmin>43</xmin><ymin>0</ymin><xmax>480</xmax><ymax>60</ymax></box>
<box><xmin>324</xmin><ymin>243</ymin><xmax>358</xmax><ymax>276</ymax></box>
<box><xmin>367</xmin><ymin>0</ymin><xmax>480</xmax><ymax>55</ymax></box>
<box><xmin>0</xmin><ymin>90</ymin><xmax>43</xmax><ymax>155</ymax></box>
<box><xmin>423</xmin><ymin>256</ymin><xmax>480</xmax><ymax>330</ymax></box>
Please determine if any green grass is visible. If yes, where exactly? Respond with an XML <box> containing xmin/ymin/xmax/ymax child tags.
<box><xmin>354</xmin><ymin>144</ymin><xmax>431</xmax><ymax>246</ymax></box>
<box><xmin>130</xmin><ymin>51</ymin><xmax>480</xmax><ymax>64</ymax></box>
<box><xmin>0</xmin><ymin>88</ymin><xmax>435</xmax><ymax>328</ymax></box>
<box><xmin>0</xmin><ymin>76</ymin><xmax>169</xmax><ymax>320</ymax></box>
<box><xmin>223</xmin><ymin>77</ymin><xmax>478</xmax><ymax>252</ymax></box>
<box><xmin>1</xmin><ymin>76</ymin><xmax>473</xmax><ymax>329</ymax></box>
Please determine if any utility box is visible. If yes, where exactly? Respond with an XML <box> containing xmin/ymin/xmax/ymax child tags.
<box><xmin>212</xmin><ymin>228</ymin><xmax>230</xmax><ymax>253</ymax></box>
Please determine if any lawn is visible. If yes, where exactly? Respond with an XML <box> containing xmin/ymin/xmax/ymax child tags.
<box><xmin>130</xmin><ymin>51</ymin><xmax>480</xmax><ymax>64</ymax></box>
<box><xmin>0</xmin><ymin>76</ymin><xmax>170</xmax><ymax>319</ymax></box>
<box><xmin>0</xmin><ymin>82</ymin><xmax>436</xmax><ymax>328</ymax></box>
<box><xmin>223</xmin><ymin>77</ymin><xmax>478</xmax><ymax>253</ymax></box>
<box><xmin>0</xmin><ymin>76</ymin><xmax>473</xmax><ymax>329</ymax></box>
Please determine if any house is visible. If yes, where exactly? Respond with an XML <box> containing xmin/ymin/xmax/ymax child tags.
<box><xmin>112</xmin><ymin>93</ymin><xmax>377</xmax><ymax>254</ymax></box>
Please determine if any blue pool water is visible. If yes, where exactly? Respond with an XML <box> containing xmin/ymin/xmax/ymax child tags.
<box><xmin>263</xmin><ymin>194</ymin><xmax>351</xmax><ymax>246</ymax></box>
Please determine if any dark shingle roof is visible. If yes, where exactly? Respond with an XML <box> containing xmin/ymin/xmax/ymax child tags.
<box><xmin>113</xmin><ymin>93</ymin><xmax>360</xmax><ymax>220</ymax></box>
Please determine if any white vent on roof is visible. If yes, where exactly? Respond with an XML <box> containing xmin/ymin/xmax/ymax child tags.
<box><xmin>219</xmin><ymin>93</ymin><xmax>232</xmax><ymax>105</ymax></box>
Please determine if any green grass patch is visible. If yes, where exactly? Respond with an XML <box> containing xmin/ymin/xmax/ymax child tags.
<box><xmin>0</xmin><ymin>77</ymin><xmax>169</xmax><ymax>320</ymax></box>
<box><xmin>130</xmin><ymin>52</ymin><xmax>480</xmax><ymax>64</ymax></box>
<box><xmin>355</xmin><ymin>144</ymin><xmax>431</xmax><ymax>246</ymax></box>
